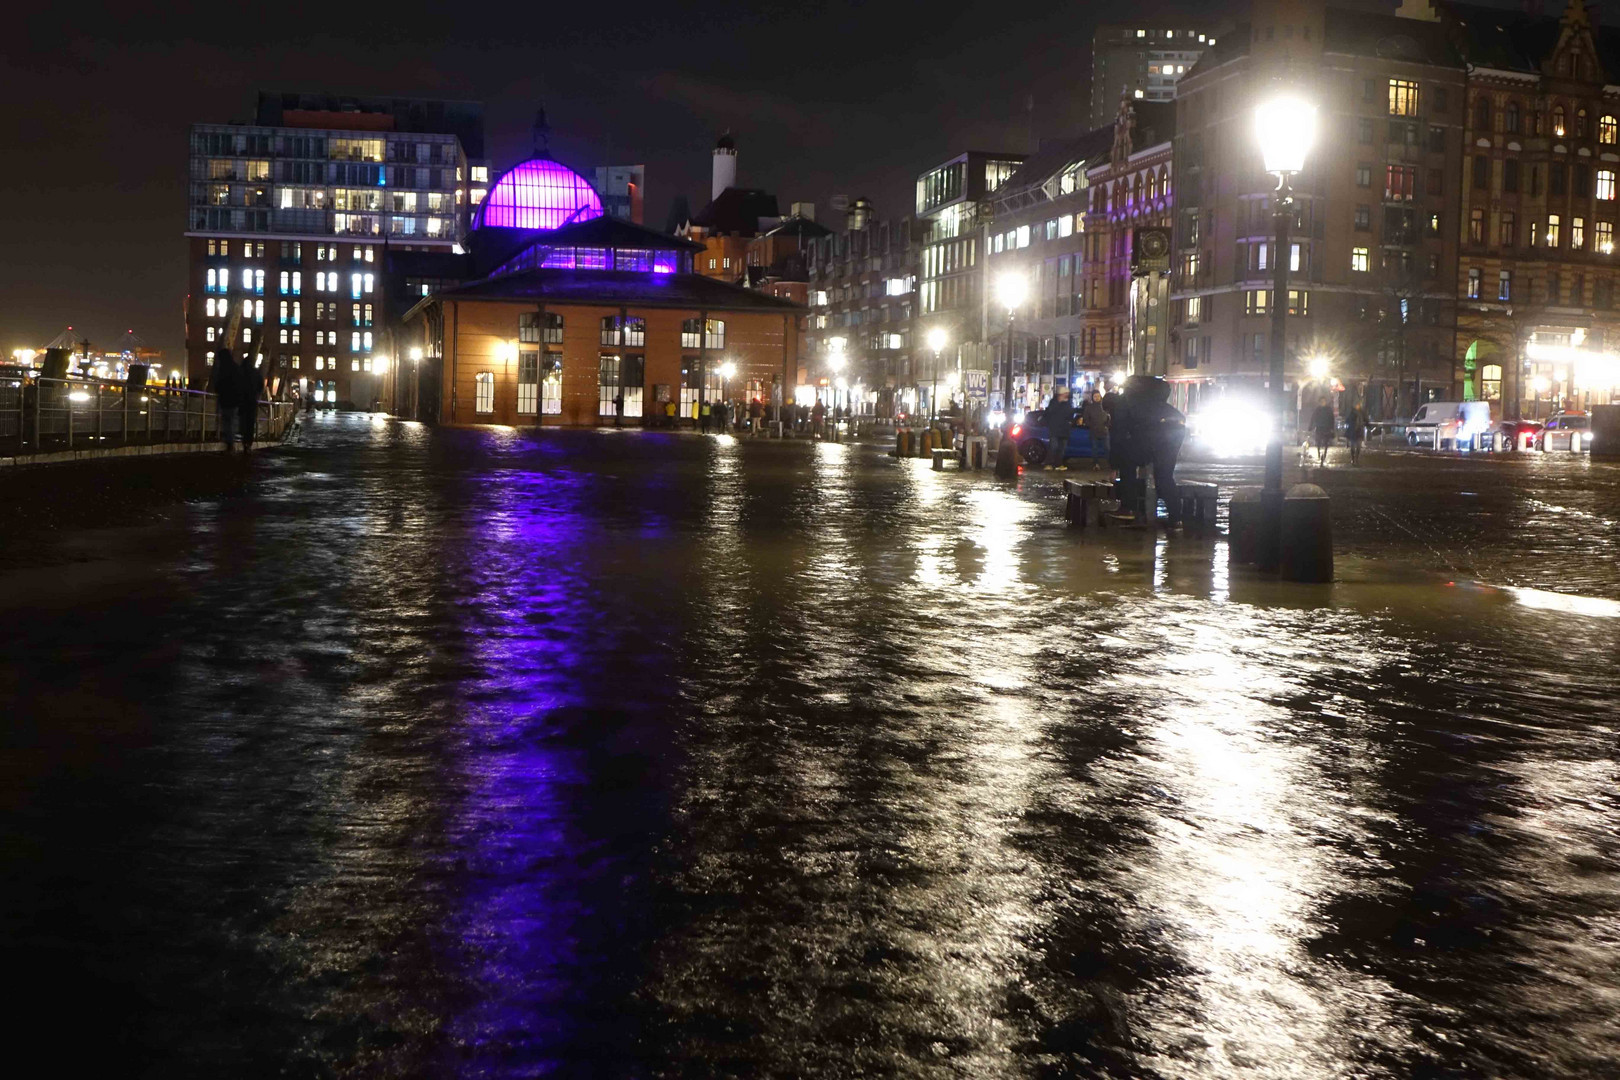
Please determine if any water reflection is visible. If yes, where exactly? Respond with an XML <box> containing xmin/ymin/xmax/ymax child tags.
<box><xmin>3</xmin><ymin>419</ymin><xmax>1617</xmax><ymax>1077</ymax></box>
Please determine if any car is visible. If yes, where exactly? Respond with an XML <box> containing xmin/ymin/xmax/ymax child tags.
<box><xmin>1011</xmin><ymin>409</ymin><xmax>1099</xmax><ymax>467</ymax></box>
<box><xmin>1537</xmin><ymin>411</ymin><xmax>1592</xmax><ymax>452</ymax></box>
<box><xmin>1488</xmin><ymin>417</ymin><xmax>1544</xmax><ymax>450</ymax></box>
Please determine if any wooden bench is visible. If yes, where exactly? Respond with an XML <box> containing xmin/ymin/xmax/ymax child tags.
<box><xmin>1176</xmin><ymin>481</ymin><xmax>1219</xmax><ymax>535</ymax></box>
<box><xmin>1063</xmin><ymin>479</ymin><xmax>1110</xmax><ymax>527</ymax></box>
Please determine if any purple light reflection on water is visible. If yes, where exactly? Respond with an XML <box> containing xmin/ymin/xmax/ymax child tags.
<box><xmin>434</xmin><ymin>465</ymin><xmax>674</xmax><ymax>1070</ymax></box>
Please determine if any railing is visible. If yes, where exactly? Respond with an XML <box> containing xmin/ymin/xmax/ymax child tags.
<box><xmin>0</xmin><ymin>375</ymin><xmax>296</xmax><ymax>458</ymax></box>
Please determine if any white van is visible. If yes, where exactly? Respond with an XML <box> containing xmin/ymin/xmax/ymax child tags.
<box><xmin>1406</xmin><ymin>401</ymin><xmax>1491</xmax><ymax>448</ymax></box>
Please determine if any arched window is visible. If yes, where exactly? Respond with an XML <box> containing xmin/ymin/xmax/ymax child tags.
<box><xmin>1602</xmin><ymin>115</ymin><xmax>1618</xmax><ymax>144</ymax></box>
<box><xmin>1504</xmin><ymin>101</ymin><xmax>1520</xmax><ymax>134</ymax></box>
<box><xmin>1577</xmin><ymin>108</ymin><xmax>1589</xmax><ymax>137</ymax></box>
<box><xmin>1159</xmin><ymin>166</ymin><xmax>1171</xmax><ymax>197</ymax></box>
<box><xmin>1146</xmin><ymin>172</ymin><xmax>1158</xmax><ymax>200</ymax></box>
<box><xmin>1553</xmin><ymin>105</ymin><xmax>1567</xmax><ymax>137</ymax></box>
<box><xmin>1475</xmin><ymin>96</ymin><xmax>1492</xmax><ymax>132</ymax></box>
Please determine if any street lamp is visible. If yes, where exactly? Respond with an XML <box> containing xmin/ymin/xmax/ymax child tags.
<box><xmin>995</xmin><ymin>270</ymin><xmax>1028</xmax><ymax>479</ymax></box>
<box><xmin>1254</xmin><ymin>90</ymin><xmax>1319</xmax><ymax>568</ymax></box>
<box><xmin>926</xmin><ymin>326</ymin><xmax>948</xmax><ymax>423</ymax></box>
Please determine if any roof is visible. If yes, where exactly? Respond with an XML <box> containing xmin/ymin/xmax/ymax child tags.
<box><xmin>761</xmin><ymin>216</ymin><xmax>833</xmax><ymax>240</ymax></box>
<box><xmin>530</xmin><ymin>215</ymin><xmax>702</xmax><ymax>251</ymax></box>
<box><xmin>423</xmin><ymin>268</ymin><xmax>807</xmax><ymax>313</ymax></box>
<box><xmin>475</xmin><ymin>157</ymin><xmax>604</xmax><ymax>230</ymax></box>
<box><xmin>254</xmin><ymin>91</ymin><xmax>486</xmax><ymax>157</ymax></box>
<box><xmin>998</xmin><ymin>127</ymin><xmax>1114</xmax><ymax>197</ymax></box>
<box><xmin>1131</xmin><ymin>100</ymin><xmax>1176</xmax><ymax>147</ymax></box>
<box><xmin>690</xmin><ymin>188</ymin><xmax>781</xmax><ymax>235</ymax></box>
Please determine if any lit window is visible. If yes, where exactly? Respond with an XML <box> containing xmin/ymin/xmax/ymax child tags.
<box><xmin>471</xmin><ymin>165</ymin><xmax>489</xmax><ymax>182</ymax></box>
<box><xmin>1599</xmin><ymin>170</ymin><xmax>1617</xmax><ymax>200</ymax></box>
<box><xmin>1598</xmin><ymin>220</ymin><xmax>1615</xmax><ymax>252</ymax></box>
<box><xmin>475</xmin><ymin>371</ymin><xmax>495</xmax><ymax>413</ymax></box>
<box><xmin>1352</xmin><ymin>247</ymin><xmax>1370</xmax><ymax>272</ymax></box>
<box><xmin>1573</xmin><ymin>217</ymin><xmax>1586</xmax><ymax>249</ymax></box>
<box><xmin>1548</xmin><ymin>213</ymin><xmax>1562</xmax><ymax>247</ymax></box>
<box><xmin>1498</xmin><ymin>270</ymin><xmax>1512</xmax><ymax>300</ymax></box>
<box><xmin>351</xmin><ymin>332</ymin><xmax>360</xmax><ymax>351</ymax></box>
<box><xmin>1017</xmin><ymin>225</ymin><xmax>1030</xmax><ymax>248</ymax></box>
<box><xmin>1388</xmin><ymin>79</ymin><xmax>1419</xmax><ymax>117</ymax></box>
<box><xmin>1603</xmin><ymin>116</ymin><xmax>1619</xmax><ymax>145</ymax></box>
<box><xmin>1467</xmin><ymin>268</ymin><xmax>1481</xmax><ymax>298</ymax></box>
<box><xmin>206</xmin><ymin>326</ymin><xmax>216</xmax><ymax>342</ymax></box>
<box><xmin>351</xmin><ymin>273</ymin><xmax>362</xmax><ymax>298</ymax></box>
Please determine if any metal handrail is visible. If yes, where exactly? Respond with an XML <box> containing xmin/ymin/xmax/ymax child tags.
<box><xmin>0</xmin><ymin>373</ymin><xmax>295</xmax><ymax>457</ymax></box>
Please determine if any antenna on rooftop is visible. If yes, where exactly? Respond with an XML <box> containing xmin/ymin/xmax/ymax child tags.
<box><xmin>533</xmin><ymin>107</ymin><xmax>550</xmax><ymax>157</ymax></box>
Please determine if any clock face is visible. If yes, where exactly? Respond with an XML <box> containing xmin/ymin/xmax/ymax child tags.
<box><xmin>1141</xmin><ymin>230</ymin><xmax>1169</xmax><ymax>258</ymax></box>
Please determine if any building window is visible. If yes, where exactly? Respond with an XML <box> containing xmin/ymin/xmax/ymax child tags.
<box><xmin>1245</xmin><ymin>290</ymin><xmax>1270</xmax><ymax>316</ymax></box>
<box><xmin>1185</xmin><ymin>295</ymin><xmax>1203</xmax><ymax>323</ymax></box>
<box><xmin>598</xmin><ymin>354</ymin><xmax>621</xmax><ymax>417</ymax></box>
<box><xmin>704</xmin><ymin>319</ymin><xmax>726</xmax><ymax>349</ymax></box>
<box><xmin>1573</xmin><ymin>217</ymin><xmax>1587</xmax><ymax>249</ymax></box>
<box><xmin>1354</xmin><ymin>205</ymin><xmax>1371</xmax><ymax>230</ymax></box>
<box><xmin>1469</xmin><ymin>209</ymin><xmax>1485</xmax><ymax>243</ymax></box>
<box><xmin>1504</xmin><ymin>102</ymin><xmax>1521</xmax><ymax>134</ymax></box>
<box><xmin>1356</xmin><ymin>164</ymin><xmax>1372</xmax><ymax>188</ymax></box>
<box><xmin>600</xmin><ymin>315</ymin><xmax>621</xmax><ymax>345</ymax></box>
<box><xmin>1475</xmin><ymin>97</ymin><xmax>1492</xmax><ymax>132</ymax></box>
<box><xmin>1498</xmin><ymin>270</ymin><xmax>1512</xmax><ymax>301</ymax></box>
<box><xmin>1553</xmin><ymin>106</ymin><xmax>1567</xmax><ymax>137</ymax></box>
<box><xmin>1358</xmin><ymin>118</ymin><xmax>1374</xmax><ymax>143</ymax></box>
<box><xmin>474</xmin><ymin>371</ymin><xmax>494</xmax><ymax>414</ymax></box>
<box><xmin>1428</xmin><ymin>212</ymin><xmax>1442</xmax><ymax>236</ymax></box>
<box><xmin>1598</xmin><ymin>220</ymin><xmax>1615</xmax><ymax>253</ymax></box>
<box><xmin>541</xmin><ymin>354</ymin><xmax>563</xmax><ymax>414</ymax></box>
<box><xmin>1471</xmin><ymin>156</ymin><xmax>1489</xmax><ymax>190</ymax></box>
<box><xmin>1500</xmin><ymin>211</ymin><xmax>1516</xmax><ymax>247</ymax></box>
<box><xmin>1287</xmin><ymin>290</ymin><xmax>1308</xmax><ymax>316</ymax></box>
<box><xmin>517</xmin><ymin>351</ymin><xmax>539</xmax><ymax>415</ymax></box>
<box><xmin>1386</xmin><ymin>165</ymin><xmax>1416</xmax><ymax>200</ymax></box>
<box><xmin>1603</xmin><ymin>115</ymin><xmax>1619</xmax><ymax>145</ymax></box>
<box><xmin>1467</xmin><ymin>268</ymin><xmax>1481</xmax><ymax>299</ymax></box>
<box><xmin>1388</xmin><ymin>79</ymin><xmax>1419</xmax><ymax>116</ymax></box>
<box><xmin>1577</xmin><ymin>109</ymin><xmax>1589</xmax><ymax>137</ymax></box>
<box><xmin>1503</xmin><ymin>159</ymin><xmax>1519</xmax><ymax>193</ymax></box>
<box><xmin>1352</xmin><ymin>247</ymin><xmax>1369</xmax><ymax>272</ymax></box>
<box><xmin>1599</xmin><ymin>170</ymin><xmax>1617</xmax><ymax>200</ymax></box>
<box><xmin>680</xmin><ymin>318</ymin><xmax>702</xmax><ymax>348</ymax></box>
<box><xmin>1548</xmin><ymin>213</ymin><xmax>1562</xmax><ymax>248</ymax></box>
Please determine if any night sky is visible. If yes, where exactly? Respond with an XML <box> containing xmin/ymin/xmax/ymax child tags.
<box><xmin>10</xmin><ymin>1</ymin><xmax>1287</xmax><ymax>361</ymax></box>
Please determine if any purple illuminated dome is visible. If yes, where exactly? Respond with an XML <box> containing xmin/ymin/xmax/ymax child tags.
<box><xmin>476</xmin><ymin>158</ymin><xmax>604</xmax><ymax>231</ymax></box>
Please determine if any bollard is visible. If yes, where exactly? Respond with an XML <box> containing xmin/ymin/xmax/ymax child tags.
<box><xmin>1592</xmin><ymin>404</ymin><xmax>1620</xmax><ymax>459</ymax></box>
<box><xmin>1279</xmin><ymin>483</ymin><xmax>1333</xmax><ymax>583</ymax></box>
<box><xmin>1228</xmin><ymin>486</ymin><xmax>1263</xmax><ymax>564</ymax></box>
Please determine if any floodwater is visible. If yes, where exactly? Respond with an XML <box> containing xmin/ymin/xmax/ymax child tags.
<box><xmin>3</xmin><ymin>414</ymin><xmax>1618</xmax><ymax>1078</ymax></box>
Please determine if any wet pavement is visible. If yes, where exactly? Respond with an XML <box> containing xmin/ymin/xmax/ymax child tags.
<box><xmin>3</xmin><ymin>413</ymin><xmax>1618</xmax><ymax>1078</ymax></box>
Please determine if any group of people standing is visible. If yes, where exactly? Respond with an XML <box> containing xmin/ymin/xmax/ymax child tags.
<box><xmin>1037</xmin><ymin>376</ymin><xmax>1188</xmax><ymax>523</ymax></box>
<box><xmin>207</xmin><ymin>348</ymin><xmax>264</xmax><ymax>454</ymax></box>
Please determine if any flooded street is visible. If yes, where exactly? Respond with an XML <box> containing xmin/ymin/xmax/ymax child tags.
<box><xmin>3</xmin><ymin>414</ymin><xmax>1618</xmax><ymax>1078</ymax></box>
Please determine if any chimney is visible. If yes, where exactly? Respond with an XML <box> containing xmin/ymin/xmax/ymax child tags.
<box><xmin>790</xmin><ymin>201</ymin><xmax>816</xmax><ymax>222</ymax></box>
<box><xmin>846</xmin><ymin>196</ymin><xmax>874</xmax><ymax>231</ymax></box>
<box><xmin>712</xmin><ymin>131</ymin><xmax>737</xmax><ymax>202</ymax></box>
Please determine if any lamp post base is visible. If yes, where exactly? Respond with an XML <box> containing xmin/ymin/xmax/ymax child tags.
<box><xmin>994</xmin><ymin>431</ymin><xmax>1019</xmax><ymax>479</ymax></box>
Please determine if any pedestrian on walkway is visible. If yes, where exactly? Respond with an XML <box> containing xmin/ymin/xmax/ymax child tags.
<box><xmin>1082</xmin><ymin>389</ymin><xmax>1111</xmax><ymax>471</ymax></box>
<box><xmin>1146</xmin><ymin>380</ymin><xmax>1187</xmax><ymax>525</ymax></box>
<box><xmin>811</xmin><ymin>399</ymin><xmax>826</xmax><ymax>436</ymax></box>
<box><xmin>1345</xmin><ymin>403</ymin><xmax>1367</xmax><ymax>465</ymax></box>
<box><xmin>613</xmin><ymin>392</ymin><xmax>624</xmax><ymax>428</ymax></box>
<box><xmin>238</xmin><ymin>355</ymin><xmax>265</xmax><ymax>454</ymax></box>
<box><xmin>665</xmin><ymin>399</ymin><xmax>677</xmax><ymax>427</ymax></box>
<box><xmin>209</xmin><ymin>347</ymin><xmax>243</xmax><ymax>453</ymax></box>
<box><xmin>700</xmin><ymin>401</ymin><xmax>712</xmax><ymax>433</ymax></box>
<box><xmin>1044</xmin><ymin>387</ymin><xmax>1075</xmax><ymax>471</ymax></box>
<box><xmin>1310</xmin><ymin>396</ymin><xmax>1336</xmax><ymax>466</ymax></box>
<box><xmin>749</xmin><ymin>398</ymin><xmax>764</xmax><ymax>432</ymax></box>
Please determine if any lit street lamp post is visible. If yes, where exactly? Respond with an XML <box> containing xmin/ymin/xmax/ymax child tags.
<box><xmin>927</xmin><ymin>326</ymin><xmax>948</xmax><ymax>424</ymax></box>
<box><xmin>1254</xmin><ymin>92</ymin><xmax>1318</xmax><ymax>569</ymax></box>
<box><xmin>994</xmin><ymin>271</ymin><xmax>1028</xmax><ymax>479</ymax></box>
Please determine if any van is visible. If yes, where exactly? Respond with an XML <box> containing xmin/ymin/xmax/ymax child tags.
<box><xmin>1406</xmin><ymin>401</ymin><xmax>1491</xmax><ymax>448</ymax></box>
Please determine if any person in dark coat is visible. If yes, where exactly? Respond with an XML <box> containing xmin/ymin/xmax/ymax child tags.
<box><xmin>1081</xmin><ymin>390</ymin><xmax>1111</xmax><ymax>471</ymax></box>
<box><xmin>1345</xmin><ymin>403</ymin><xmax>1367</xmax><ymax>465</ymax></box>
<box><xmin>237</xmin><ymin>356</ymin><xmax>265</xmax><ymax>454</ymax></box>
<box><xmin>1309</xmin><ymin>396</ymin><xmax>1336</xmax><ymax>466</ymax></box>
<box><xmin>209</xmin><ymin>347</ymin><xmax>243</xmax><ymax>452</ymax></box>
<box><xmin>811</xmin><ymin>399</ymin><xmax>826</xmax><ymax>435</ymax></box>
<box><xmin>1145</xmin><ymin>380</ymin><xmax>1187</xmax><ymax>525</ymax></box>
<box><xmin>1043</xmin><ymin>388</ymin><xmax>1076</xmax><ymax>470</ymax></box>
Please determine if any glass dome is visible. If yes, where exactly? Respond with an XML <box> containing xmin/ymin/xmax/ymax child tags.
<box><xmin>475</xmin><ymin>158</ymin><xmax>605</xmax><ymax>231</ymax></box>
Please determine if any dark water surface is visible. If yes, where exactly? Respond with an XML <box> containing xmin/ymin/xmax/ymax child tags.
<box><xmin>3</xmin><ymin>415</ymin><xmax>1618</xmax><ymax>1078</ymax></box>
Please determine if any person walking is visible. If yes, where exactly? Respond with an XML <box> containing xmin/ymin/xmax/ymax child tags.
<box><xmin>811</xmin><ymin>399</ymin><xmax>826</xmax><ymax>437</ymax></box>
<box><xmin>237</xmin><ymin>355</ymin><xmax>265</xmax><ymax>454</ymax></box>
<box><xmin>665</xmin><ymin>399</ymin><xmax>677</xmax><ymax>427</ymax></box>
<box><xmin>1044</xmin><ymin>387</ymin><xmax>1075</xmax><ymax>470</ymax></box>
<box><xmin>613</xmin><ymin>391</ymin><xmax>624</xmax><ymax>428</ymax></box>
<box><xmin>1309</xmin><ymin>396</ymin><xmax>1336</xmax><ymax>466</ymax></box>
<box><xmin>700</xmin><ymin>401</ymin><xmax>712</xmax><ymax>433</ymax></box>
<box><xmin>209</xmin><ymin>347</ymin><xmax>243</xmax><ymax>453</ymax></box>
<box><xmin>749</xmin><ymin>397</ymin><xmax>764</xmax><ymax>433</ymax></box>
<box><xmin>1345</xmin><ymin>403</ymin><xmax>1367</xmax><ymax>465</ymax></box>
<box><xmin>1081</xmin><ymin>389</ymin><xmax>1111</xmax><ymax>471</ymax></box>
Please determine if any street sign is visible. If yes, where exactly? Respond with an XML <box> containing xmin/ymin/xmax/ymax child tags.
<box><xmin>963</xmin><ymin>369</ymin><xmax>990</xmax><ymax>401</ymax></box>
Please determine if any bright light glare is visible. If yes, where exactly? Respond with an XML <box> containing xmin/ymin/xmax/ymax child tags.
<box><xmin>1111</xmin><ymin>370</ymin><xmax>1126</xmax><ymax>386</ymax></box>
<box><xmin>1308</xmin><ymin>355</ymin><xmax>1330</xmax><ymax>379</ymax></box>
<box><xmin>1190</xmin><ymin>398</ymin><xmax>1273</xmax><ymax>457</ymax></box>
<box><xmin>374</xmin><ymin>355</ymin><xmax>389</xmax><ymax>373</ymax></box>
<box><xmin>719</xmin><ymin>361</ymin><xmax>737</xmax><ymax>378</ymax></box>
<box><xmin>996</xmin><ymin>271</ymin><xmax>1028</xmax><ymax>311</ymax></box>
<box><xmin>409</xmin><ymin>347</ymin><xmax>424</xmax><ymax>362</ymax></box>
<box><xmin>68</xmin><ymin>390</ymin><xmax>90</xmax><ymax>402</ymax></box>
<box><xmin>1505</xmin><ymin>586</ymin><xmax>1620</xmax><ymax>618</ymax></box>
<box><xmin>828</xmin><ymin>354</ymin><xmax>846</xmax><ymax>373</ymax></box>
<box><xmin>926</xmin><ymin>326</ymin><xmax>948</xmax><ymax>352</ymax></box>
<box><xmin>1254</xmin><ymin>94</ymin><xmax>1318</xmax><ymax>175</ymax></box>
<box><xmin>1532</xmin><ymin>376</ymin><xmax>1552</xmax><ymax>393</ymax></box>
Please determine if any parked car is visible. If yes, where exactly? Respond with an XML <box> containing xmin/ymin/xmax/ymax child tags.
<box><xmin>1405</xmin><ymin>401</ymin><xmax>1492</xmax><ymax>448</ymax></box>
<box><xmin>1489</xmin><ymin>417</ymin><xmax>1544</xmax><ymax>450</ymax></box>
<box><xmin>1012</xmin><ymin>410</ymin><xmax>1098</xmax><ymax>466</ymax></box>
<box><xmin>1538</xmin><ymin>411</ymin><xmax>1592</xmax><ymax>452</ymax></box>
